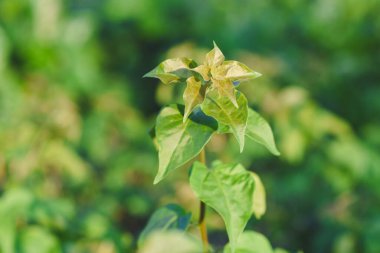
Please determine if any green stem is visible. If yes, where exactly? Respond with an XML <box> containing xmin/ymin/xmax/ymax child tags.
<box><xmin>198</xmin><ymin>149</ymin><xmax>209</xmax><ymax>252</ymax></box>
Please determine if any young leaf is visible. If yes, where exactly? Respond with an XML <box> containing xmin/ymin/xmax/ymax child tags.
<box><xmin>138</xmin><ymin>204</ymin><xmax>192</xmax><ymax>247</ymax></box>
<box><xmin>190</xmin><ymin>161</ymin><xmax>255</xmax><ymax>252</ymax></box>
<box><xmin>223</xmin><ymin>231</ymin><xmax>273</xmax><ymax>253</ymax></box>
<box><xmin>154</xmin><ymin>104</ymin><xmax>217</xmax><ymax>184</ymax></box>
<box><xmin>221</xmin><ymin>61</ymin><xmax>262</xmax><ymax>82</ymax></box>
<box><xmin>250</xmin><ymin>172</ymin><xmax>266</xmax><ymax>219</ymax></box>
<box><xmin>144</xmin><ymin>58</ymin><xmax>197</xmax><ymax>84</ymax></box>
<box><xmin>202</xmin><ymin>89</ymin><xmax>248</xmax><ymax>152</ymax></box>
<box><xmin>246</xmin><ymin>108</ymin><xmax>280</xmax><ymax>156</ymax></box>
<box><xmin>205</xmin><ymin>41</ymin><xmax>225</xmax><ymax>67</ymax></box>
<box><xmin>213</xmin><ymin>79</ymin><xmax>239</xmax><ymax>108</ymax></box>
<box><xmin>183</xmin><ymin>77</ymin><xmax>203</xmax><ymax>122</ymax></box>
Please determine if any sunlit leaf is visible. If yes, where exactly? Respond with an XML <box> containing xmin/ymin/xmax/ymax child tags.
<box><xmin>190</xmin><ymin>161</ymin><xmax>255</xmax><ymax>252</ymax></box>
<box><xmin>143</xmin><ymin>58</ymin><xmax>197</xmax><ymax>84</ymax></box>
<box><xmin>224</xmin><ymin>231</ymin><xmax>273</xmax><ymax>253</ymax></box>
<box><xmin>250</xmin><ymin>172</ymin><xmax>266</xmax><ymax>219</ymax></box>
<box><xmin>221</xmin><ymin>61</ymin><xmax>262</xmax><ymax>82</ymax></box>
<box><xmin>202</xmin><ymin>89</ymin><xmax>248</xmax><ymax>152</ymax></box>
<box><xmin>213</xmin><ymin>79</ymin><xmax>238</xmax><ymax>108</ymax></box>
<box><xmin>193</xmin><ymin>64</ymin><xmax>210</xmax><ymax>81</ymax></box>
<box><xmin>183</xmin><ymin>77</ymin><xmax>203</xmax><ymax>122</ymax></box>
<box><xmin>154</xmin><ymin>104</ymin><xmax>217</xmax><ymax>184</ymax></box>
<box><xmin>246</xmin><ymin>108</ymin><xmax>280</xmax><ymax>156</ymax></box>
<box><xmin>205</xmin><ymin>41</ymin><xmax>225</xmax><ymax>67</ymax></box>
<box><xmin>138</xmin><ymin>204</ymin><xmax>191</xmax><ymax>247</ymax></box>
<box><xmin>138</xmin><ymin>231</ymin><xmax>202</xmax><ymax>253</ymax></box>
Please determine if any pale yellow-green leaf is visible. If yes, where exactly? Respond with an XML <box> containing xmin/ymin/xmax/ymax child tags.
<box><xmin>190</xmin><ymin>162</ymin><xmax>255</xmax><ymax>252</ymax></box>
<box><xmin>138</xmin><ymin>231</ymin><xmax>202</xmax><ymax>253</ymax></box>
<box><xmin>223</xmin><ymin>231</ymin><xmax>273</xmax><ymax>253</ymax></box>
<box><xmin>222</xmin><ymin>60</ymin><xmax>262</xmax><ymax>82</ymax></box>
<box><xmin>205</xmin><ymin>41</ymin><xmax>225</xmax><ymax>68</ymax></box>
<box><xmin>202</xmin><ymin>89</ymin><xmax>248</xmax><ymax>152</ymax></box>
<box><xmin>183</xmin><ymin>77</ymin><xmax>203</xmax><ymax>122</ymax></box>
<box><xmin>250</xmin><ymin>172</ymin><xmax>266</xmax><ymax>219</ymax></box>
<box><xmin>154</xmin><ymin>104</ymin><xmax>217</xmax><ymax>184</ymax></box>
<box><xmin>213</xmin><ymin>79</ymin><xmax>238</xmax><ymax>108</ymax></box>
<box><xmin>144</xmin><ymin>58</ymin><xmax>196</xmax><ymax>84</ymax></box>
<box><xmin>193</xmin><ymin>64</ymin><xmax>210</xmax><ymax>81</ymax></box>
<box><xmin>246</xmin><ymin>108</ymin><xmax>280</xmax><ymax>156</ymax></box>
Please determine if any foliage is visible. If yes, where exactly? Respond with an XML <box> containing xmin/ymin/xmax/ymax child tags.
<box><xmin>142</xmin><ymin>43</ymin><xmax>280</xmax><ymax>252</ymax></box>
<box><xmin>0</xmin><ymin>0</ymin><xmax>379</xmax><ymax>252</ymax></box>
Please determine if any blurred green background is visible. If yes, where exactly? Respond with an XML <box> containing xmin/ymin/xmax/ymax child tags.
<box><xmin>1</xmin><ymin>0</ymin><xmax>380</xmax><ymax>252</ymax></box>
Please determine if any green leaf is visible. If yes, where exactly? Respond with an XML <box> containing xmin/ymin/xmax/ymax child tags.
<box><xmin>250</xmin><ymin>172</ymin><xmax>266</xmax><ymax>219</ymax></box>
<box><xmin>20</xmin><ymin>226</ymin><xmax>60</xmax><ymax>253</ymax></box>
<box><xmin>221</xmin><ymin>61</ymin><xmax>262</xmax><ymax>82</ymax></box>
<box><xmin>190</xmin><ymin>161</ymin><xmax>255</xmax><ymax>252</ymax></box>
<box><xmin>224</xmin><ymin>231</ymin><xmax>273</xmax><ymax>253</ymax></box>
<box><xmin>202</xmin><ymin>89</ymin><xmax>248</xmax><ymax>152</ymax></box>
<box><xmin>246</xmin><ymin>108</ymin><xmax>280</xmax><ymax>156</ymax></box>
<box><xmin>154</xmin><ymin>104</ymin><xmax>217</xmax><ymax>184</ymax></box>
<box><xmin>183</xmin><ymin>77</ymin><xmax>203</xmax><ymax>122</ymax></box>
<box><xmin>143</xmin><ymin>58</ymin><xmax>197</xmax><ymax>84</ymax></box>
<box><xmin>213</xmin><ymin>79</ymin><xmax>239</xmax><ymax>108</ymax></box>
<box><xmin>138</xmin><ymin>204</ymin><xmax>192</xmax><ymax>247</ymax></box>
<box><xmin>138</xmin><ymin>231</ymin><xmax>202</xmax><ymax>253</ymax></box>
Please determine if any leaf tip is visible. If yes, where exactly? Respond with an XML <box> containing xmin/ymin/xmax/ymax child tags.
<box><xmin>153</xmin><ymin>176</ymin><xmax>162</xmax><ymax>185</ymax></box>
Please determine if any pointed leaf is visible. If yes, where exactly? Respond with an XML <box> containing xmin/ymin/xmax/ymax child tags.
<box><xmin>144</xmin><ymin>58</ymin><xmax>197</xmax><ymax>84</ymax></box>
<box><xmin>138</xmin><ymin>204</ymin><xmax>192</xmax><ymax>246</ymax></box>
<box><xmin>190</xmin><ymin>161</ymin><xmax>255</xmax><ymax>252</ymax></box>
<box><xmin>193</xmin><ymin>64</ymin><xmax>210</xmax><ymax>81</ymax></box>
<box><xmin>224</xmin><ymin>231</ymin><xmax>273</xmax><ymax>253</ymax></box>
<box><xmin>154</xmin><ymin>105</ymin><xmax>217</xmax><ymax>183</ymax></box>
<box><xmin>205</xmin><ymin>42</ymin><xmax>225</xmax><ymax>67</ymax></box>
<box><xmin>250</xmin><ymin>172</ymin><xmax>266</xmax><ymax>219</ymax></box>
<box><xmin>246</xmin><ymin>108</ymin><xmax>280</xmax><ymax>156</ymax></box>
<box><xmin>183</xmin><ymin>77</ymin><xmax>203</xmax><ymax>122</ymax></box>
<box><xmin>213</xmin><ymin>79</ymin><xmax>238</xmax><ymax>108</ymax></box>
<box><xmin>202</xmin><ymin>89</ymin><xmax>248</xmax><ymax>152</ymax></box>
<box><xmin>221</xmin><ymin>61</ymin><xmax>262</xmax><ymax>82</ymax></box>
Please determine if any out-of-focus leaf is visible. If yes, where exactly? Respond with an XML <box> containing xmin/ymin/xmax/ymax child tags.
<box><xmin>19</xmin><ymin>226</ymin><xmax>60</xmax><ymax>253</ymax></box>
<box><xmin>138</xmin><ymin>204</ymin><xmax>191</xmax><ymax>247</ymax></box>
<box><xmin>154</xmin><ymin>104</ymin><xmax>217</xmax><ymax>184</ymax></box>
<box><xmin>246</xmin><ymin>108</ymin><xmax>280</xmax><ymax>156</ymax></box>
<box><xmin>144</xmin><ymin>58</ymin><xmax>197</xmax><ymax>84</ymax></box>
<box><xmin>251</xmin><ymin>172</ymin><xmax>266</xmax><ymax>219</ymax></box>
<box><xmin>190</xmin><ymin>161</ymin><xmax>254</xmax><ymax>252</ymax></box>
<box><xmin>223</xmin><ymin>231</ymin><xmax>273</xmax><ymax>253</ymax></box>
<box><xmin>202</xmin><ymin>89</ymin><xmax>248</xmax><ymax>152</ymax></box>
<box><xmin>183</xmin><ymin>77</ymin><xmax>203</xmax><ymax>122</ymax></box>
<box><xmin>138</xmin><ymin>231</ymin><xmax>202</xmax><ymax>253</ymax></box>
<box><xmin>0</xmin><ymin>188</ymin><xmax>34</xmax><ymax>253</ymax></box>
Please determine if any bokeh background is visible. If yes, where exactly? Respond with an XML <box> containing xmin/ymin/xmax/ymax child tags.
<box><xmin>1</xmin><ymin>0</ymin><xmax>380</xmax><ymax>252</ymax></box>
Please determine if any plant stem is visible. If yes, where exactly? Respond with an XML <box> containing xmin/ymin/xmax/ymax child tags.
<box><xmin>198</xmin><ymin>149</ymin><xmax>209</xmax><ymax>252</ymax></box>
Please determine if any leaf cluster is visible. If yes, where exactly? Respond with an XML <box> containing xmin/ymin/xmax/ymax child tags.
<box><xmin>142</xmin><ymin>43</ymin><xmax>281</xmax><ymax>252</ymax></box>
